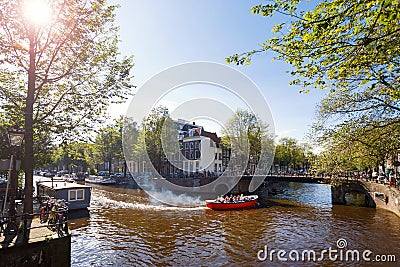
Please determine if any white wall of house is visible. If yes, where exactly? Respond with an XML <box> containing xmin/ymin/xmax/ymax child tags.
<box><xmin>179</xmin><ymin>136</ymin><xmax>223</xmax><ymax>174</ymax></box>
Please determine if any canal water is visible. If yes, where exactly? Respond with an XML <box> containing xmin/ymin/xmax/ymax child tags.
<box><xmin>69</xmin><ymin>183</ymin><xmax>400</xmax><ymax>266</ymax></box>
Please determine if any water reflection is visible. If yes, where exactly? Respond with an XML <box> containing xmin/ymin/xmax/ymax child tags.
<box><xmin>70</xmin><ymin>183</ymin><xmax>400</xmax><ymax>266</ymax></box>
<box><xmin>344</xmin><ymin>192</ymin><xmax>366</xmax><ymax>206</ymax></box>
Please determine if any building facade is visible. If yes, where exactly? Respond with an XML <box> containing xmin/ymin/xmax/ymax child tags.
<box><xmin>162</xmin><ymin>120</ymin><xmax>226</xmax><ymax>177</ymax></box>
<box><xmin>127</xmin><ymin>120</ymin><xmax>230</xmax><ymax>178</ymax></box>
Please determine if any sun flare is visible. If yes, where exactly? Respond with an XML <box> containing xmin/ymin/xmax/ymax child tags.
<box><xmin>22</xmin><ymin>0</ymin><xmax>52</xmax><ymax>26</ymax></box>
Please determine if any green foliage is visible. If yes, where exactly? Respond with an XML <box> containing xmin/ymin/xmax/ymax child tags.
<box><xmin>274</xmin><ymin>137</ymin><xmax>313</xmax><ymax>171</ymax></box>
<box><xmin>228</xmin><ymin>0</ymin><xmax>400</xmax><ymax>174</ymax></box>
<box><xmin>92</xmin><ymin>118</ymin><xmax>124</xmax><ymax>171</ymax></box>
<box><xmin>122</xmin><ymin>117</ymin><xmax>140</xmax><ymax>163</ymax></box>
<box><xmin>0</xmin><ymin>117</ymin><xmax>54</xmax><ymax>166</ymax></box>
<box><xmin>221</xmin><ymin>109</ymin><xmax>275</xmax><ymax>171</ymax></box>
<box><xmin>228</xmin><ymin>0</ymin><xmax>399</xmax><ymax>97</ymax></box>
<box><xmin>142</xmin><ymin>106</ymin><xmax>173</xmax><ymax>172</ymax></box>
<box><xmin>0</xmin><ymin>0</ymin><xmax>134</xmax><ymax>158</ymax></box>
<box><xmin>51</xmin><ymin>142</ymin><xmax>92</xmax><ymax>171</ymax></box>
<box><xmin>313</xmin><ymin>121</ymin><xmax>400</xmax><ymax>174</ymax></box>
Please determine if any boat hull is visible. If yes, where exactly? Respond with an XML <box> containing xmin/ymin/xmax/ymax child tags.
<box><xmin>205</xmin><ymin>195</ymin><xmax>258</xmax><ymax>210</ymax></box>
<box><xmin>85</xmin><ymin>176</ymin><xmax>116</xmax><ymax>185</ymax></box>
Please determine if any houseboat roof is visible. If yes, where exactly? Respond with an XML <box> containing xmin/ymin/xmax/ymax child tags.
<box><xmin>37</xmin><ymin>181</ymin><xmax>91</xmax><ymax>190</ymax></box>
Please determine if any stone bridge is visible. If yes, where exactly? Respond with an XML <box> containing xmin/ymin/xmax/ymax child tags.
<box><xmin>331</xmin><ymin>179</ymin><xmax>400</xmax><ymax>216</ymax></box>
<box><xmin>160</xmin><ymin>175</ymin><xmax>328</xmax><ymax>196</ymax></box>
<box><xmin>331</xmin><ymin>180</ymin><xmax>376</xmax><ymax>207</ymax></box>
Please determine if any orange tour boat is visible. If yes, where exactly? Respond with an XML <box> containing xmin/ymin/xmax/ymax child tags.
<box><xmin>205</xmin><ymin>195</ymin><xmax>258</xmax><ymax>210</ymax></box>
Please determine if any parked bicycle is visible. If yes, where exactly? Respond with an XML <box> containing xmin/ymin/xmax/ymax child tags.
<box><xmin>38</xmin><ymin>196</ymin><xmax>69</xmax><ymax>237</ymax></box>
<box><xmin>39</xmin><ymin>195</ymin><xmax>54</xmax><ymax>223</ymax></box>
<box><xmin>54</xmin><ymin>206</ymin><xmax>68</xmax><ymax>237</ymax></box>
<box><xmin>47</xmin><ymin>199</ymin><xmax>69</xmax><ymax>237</ymax></box>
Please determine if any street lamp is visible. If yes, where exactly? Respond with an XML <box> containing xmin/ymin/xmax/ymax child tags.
<box><xmin>7</xmin><ymin>129</ymin><xmax>25</xmax><ymax>221</ymax></box>
<box><xmin>8</xmin><ymin>130</ymin><xmax>25</xmax><ymax>147</ymax></box>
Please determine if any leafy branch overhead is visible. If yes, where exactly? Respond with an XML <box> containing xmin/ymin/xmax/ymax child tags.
<box><xmin>227</xmin><ymin>0</ymin><xmax>399</xmax><ymax>97</ymax></box>
<box><xmin>0</xmin><ymin>0</ymin><xmax>134</xmax><ymax>213</ymax></box>
<box><xmin>0</xmin><ymin>0</ymin><xmax>135</xmax><ymax>141</ymax></box>
<box><xmin>227</xmin><ymin>0</ymin><xmax>400</xmax><ymax>173</ymax></box>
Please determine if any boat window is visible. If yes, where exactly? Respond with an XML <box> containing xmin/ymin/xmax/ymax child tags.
<box><xmin>69</xmin><ymin>189</ymin><xmax>85</xmax><ymax>201</ymax></box>
<box><xmin>69</xmin><ymin>190</ymin><xmax>76</xmax><ymax>201</ymax></box>
<box><xmin>77</xmin><ymin>189</ymin><xmax>84</xmax><ymax>199</ymax></box>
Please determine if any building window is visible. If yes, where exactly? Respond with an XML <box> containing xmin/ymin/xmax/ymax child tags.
<box><xmin>185</xmin><ymin>143</ymin><xmax>189</xmax><ymax>149</ymax></box>
<box><xmin>190</xmin><ymin>151</ymin><xmax>194</xmax><ymax>160</ymax></box>
<box><xmin>215</xmin><ymin>153</ymin><xmax>218</xmax><ymax>160</ymax></box>
<box><xmin>195</xmin><ymin>150</ymin><xmax>200</xmax><ymax>159</ymax></box>
<box><xmin>69</xmin><ymin>189</ymin><xmax>85</xmax><ymax>201</ymax></box>
<box><xmin>218</xmin><ymin>153</ymin><xmax>222</xmax><ymax>160</ymax></box>
<box><xmin>195</xmin><ymin>141</ymin><xmax>200</xmax><ymax>149</ymax></box>
<box><xmin>190</xmin><ymin>142</ymin><xmax>194</xmax><ymax>149</ymax></box>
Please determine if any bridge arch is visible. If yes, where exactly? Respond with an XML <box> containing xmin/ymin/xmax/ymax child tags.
<box><xmin>331</xmin><ymin>181</ymin><xmax>376</xmax><ymax>207</ymax></box>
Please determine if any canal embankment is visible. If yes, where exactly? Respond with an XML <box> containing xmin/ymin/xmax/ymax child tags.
<box><xmin>331</xmin><ymin>179</ymin><xmax>400</xmax><ymax>217</ymax></box>
<box><xmin>362</xmin><ymin>181</ymin><xmax>400</xmax><ymax>217</ymax></box>
<box><xmin>0</xmin><ymin>217</ymin><xmax>71</xmax><ymax>267</ymax></box>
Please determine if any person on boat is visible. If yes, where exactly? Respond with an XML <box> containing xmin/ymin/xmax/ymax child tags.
<box><xmin>224</xmin><ymin>195</ymin><xmax>230</xmax><ymax>203</ymax></box>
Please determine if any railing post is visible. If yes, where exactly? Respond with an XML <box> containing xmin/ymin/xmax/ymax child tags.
<box><xmin>23</xmin><ymin>212</ymin><xmax>28</xmax><ymax>241</ymax></box>
<box><xmin>64</xmin><ymin>218</ymin><xmax>69</xmax><ymax>236</ymax></box>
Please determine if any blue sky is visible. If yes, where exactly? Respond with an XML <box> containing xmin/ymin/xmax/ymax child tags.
<box><xmin>109</xmin><ymin>0</ymin><xmax>327</xmax><ymax>142</ymax></box>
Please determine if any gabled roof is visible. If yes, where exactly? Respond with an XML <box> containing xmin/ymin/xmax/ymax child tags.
<box><xmin>202</xmin><ymin>130</ymin><xmax>220</xmax><ymax>146</ymax></box>
<box><xmin>177</xmin><ymin>121</ymin><xmax>221</xmax><ymax>146</ymax></box>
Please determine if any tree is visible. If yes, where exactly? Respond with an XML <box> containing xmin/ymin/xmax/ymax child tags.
<box><xmin>227</xmin><ymin>1</ymin><xmax>400</xmax><ymax>127</ymax></box>
<box><xmin>52</xmin><ymin>142</ymin><xmax>91</xmax><ymax>172</ymax></box>
<box><xmin>227</xmin><ymin>0</ymin><xmax>400</xmax><ymax>175</ymax></box>
<box><xmin>228</xmin><ymin>1</ymin><xmax>399</xmax><ymax>94</ymax></box>
<box><xmin>313</xmin><ymin>121</ymin><xmax>400</xmax><ymax>175</ymax></box>
<box><xmin>273</xmin><ymin>137</ymin><xmax>309</xmax><ymax>172</ymax></box>
<box><xmin>142</xmin><ymin>106</ymin><xmax>174</xmax><ymax>174</ymax></box>
<box><xmin>92</xmin><ymin>119</ymin><xmax>124</xmax><ymax>173</ymax></box>
<box><xmin>122</xmin><ymin>117</ymin><xmax>139</xmax><ymax>174</ymax></box>
<box><xmin>0</xmin><ymin>0</ymin><xmax>134</xmax><ymax>212</ymax></box>
<box><xmin>221</xmin><ymin>109</ymin><xmax>274</xmax><ymax>175</ymax></box>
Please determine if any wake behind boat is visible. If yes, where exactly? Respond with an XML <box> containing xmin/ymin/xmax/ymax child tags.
<box><xmin>205</xmin><ymin>195</ymin><xmax>258</xmax><ymax>210</ymax></box>
<box><xmin>85</xmin><ymin>176</ymin><xmax>116</xmax><ymax>185</ymax></box>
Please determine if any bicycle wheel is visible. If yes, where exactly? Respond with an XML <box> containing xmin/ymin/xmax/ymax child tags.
<box><xmin>5</xmin><ymin>222</ymin><xmax>18</xmax><ymax>236</ymax></box>
<box><xmin>56</xmin><ymin>215</ymin><xmax>64</xmax><ymax>237</ymax></box>
<box><xmin>40</xmin><ymin>207</ymin><xmax>48</xmax><ymax>223</ymax></box>
<box><xmin>47</xmin><ymin>216</ymin><xmax>56</xmax><ymax>231</ymax></box>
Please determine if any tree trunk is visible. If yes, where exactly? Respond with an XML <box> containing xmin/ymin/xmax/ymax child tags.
<box><xmin>24</xmin><ymin>31</ymin><xmax>36</xmax><ymax>214</ymax></box>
